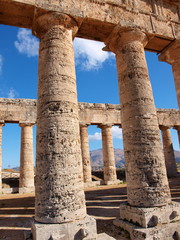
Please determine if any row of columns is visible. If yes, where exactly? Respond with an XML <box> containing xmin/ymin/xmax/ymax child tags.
<box><xmin>1</xmin><ymin>11</ymin><xmax>179</xmax><ymax>239</ymax></box>
<box><xmin>0</xmin><ymin>120</ymin><xmax>178</xmax><ymax>194</ymax></box>
<box><xmin>80</xmin><ymin>122</ymin><xmax>179</xmax><ymax>186</ymax></box>
<box><xmin>0</xmin><ymin>123</ymin><xmax>35</xmax><ymax>194</ymax></box>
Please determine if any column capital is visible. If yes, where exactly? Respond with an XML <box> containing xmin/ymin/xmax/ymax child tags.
<box><xmin>104</xmin><ymin>27</ymin><xmax>149</xmax><ymax>54</ymax></box>
<box><xmin>19</xmin><ymin>122</ymin><xmax>35</xmax><ymax>127</ymax></box>
<box><xmin>98</xmin><ymin>123</ymin><xmax>113</xmax><ymax>129</ymax></box>
<box><xmin>158</xmin><ymin>40</ymin><xmax>180</xmax><ymax>64</ymax></box>
<box><xmin>159</xmin><ymin>125</ymin><xmax>171</xmax><ymax>130</ymax></box>
<box><xmin>79</xmin><ymin>123</ymin><xmax>91</xmax><ymax>128</ymax></box>
<box><xmin>0</xmin><ymin>120</ymin><xmax>5</xmax><ymax>127</ymax></box>
<box><xmin>173</xmin><ymin>125</ymin><xmax>180</xmax><ymax>131</ymax></box>
<box><xmin>33</xmin><ymin>12</ymin><xmax>78</xmax><ymax>39</ymax></box>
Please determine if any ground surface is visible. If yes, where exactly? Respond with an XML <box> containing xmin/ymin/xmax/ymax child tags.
<box><xmin>0</xmin><ymin>177</ymin><xmax>180</xmax><ymax>240</ymax></box>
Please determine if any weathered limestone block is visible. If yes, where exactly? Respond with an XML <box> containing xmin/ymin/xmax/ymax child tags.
<box><xmin>160</xmin><ymin>125</ymin><xmax>177</xmax><ymax>178</ymax></box>
<box><xmin>80</xmin><ymin>123</ymin><xmax>92</xmax><ymax>183</ymax></box>
<box><xmin>99</xmin><ymin>124</ymin><xmax>118</xmax><ymax>185</ymax></box>
<box><xmin>19</xmin><ymin>122</ymin><xmax>35</xmax><ymax>193</ymax></box>
<box><xmin>159</xmin><ymin>40</ymin><xmax>180</xmax><ymax>108</ymax></box>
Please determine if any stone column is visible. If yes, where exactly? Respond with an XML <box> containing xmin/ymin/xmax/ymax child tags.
<box><xmin>0</xmin><ymin>122</ymin><xmax>4</xmax><ymax>194</ymax></box>
<box><xmin>80</xmin><ymin>123</ymin><xmax>92</xmax><ymax>184</ymax></box>
<box><xmin>99</xmin><ymin>124</ymin><xmax>118</xmax><ymax>185</ymax></box>
<box><xmin>159</xmin><ymin>40</ymin><xmax>180</xmax><ymax>108</ymax></box>
<box><xmin>32</xmin><ymin>12</ymin><xmax>98</xmax><ymax>240</ymax></box>
<box><xmin>19</xmin><ymin>123</ymin><xmax>35</xmax><ymax>193</ymax></box>
<box><xmin>106</xmin><ymin>29</ymin><xmax>180</xmax><ymax>239</ymax></box>
<box><xmin>174</xmin><ymin>125</ymin><xmax>180</xmax><ymax>147</ymax></box>
<box><xmin>160</xmin><ymin>125</ymin><xmax>177</xmax><ymax>178</ymax></box>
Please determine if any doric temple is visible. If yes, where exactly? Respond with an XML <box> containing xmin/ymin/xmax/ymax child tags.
<box><xmin>1</xmin><ymin>0</ymin><xmax>180</xmax><ymax>239</ymax></box>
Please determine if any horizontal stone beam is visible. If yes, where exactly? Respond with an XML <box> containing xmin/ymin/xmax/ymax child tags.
<box><xmin>0</xmin><ymin>98</ymin><xmax>179</xmax><ymax>127</ymax></box>
<box><xmin>1</xmin><ymin>0</ymin><xmax>180</xmax><ymax>52</ymax></box>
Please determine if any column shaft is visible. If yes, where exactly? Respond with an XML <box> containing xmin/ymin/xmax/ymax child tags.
<box><xmin>160</xmin><ymin>126</ymin><xmax>177</xmax><ymax>177</ymax></box>
<box><xmin>34</xmin><ymin>13</ymin><xmax>86</xmax><ymax>224</ymax></box>
<box><xmin>80</xmin><ymin>124</ymin><xmax>92</xmax><ymax>183</ymax></box>
<box><xmin>19</xmin><ymin>123</ymin><xmax>35</xmax><ymax>191</ymax></box>
<box><xmin>107</xmin><ymin>29</ymin><xmax>171</xmax><ymax>207</ymax></box>
<box><xmin>101</xmin><ymin>124</ymin><xmax>117</xmax><ymax>184</ymax></box>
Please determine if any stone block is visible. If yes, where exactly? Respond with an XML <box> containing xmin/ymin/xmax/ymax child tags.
<box><xmin>32</xmin><ymin>215</ymin><xmax>97</xmax><ymax>240</ymax></box>
<box><xmin>104</xmin><ymin>180</ymin><xmax>123</xmax><ymax>185</ymax></box>
<box><xmin>19</xmin><ymin>187</ymin><xmax>35</xmax><ymax>194</ymax></box>
<box><xmin>84</xmin><ymin>181</ymin><xmax>101</xmax><ymax>188</ymax></box>
<box><xmin>119</xmin><ymin>202</ymin><xmax>180</xmax><ymax>228</ymax></box>
<box><xmin>114</xmin><ymin>218</ymin><xmax>180</xmax><ymax>240</ymax></box>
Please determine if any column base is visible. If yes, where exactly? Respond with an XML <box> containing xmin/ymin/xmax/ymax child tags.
<box><xmin>114</xmin><ymin>218</ymin><xmax>180</xmax><ymax>240</ymax></box>
<box><xmin>114</xmin><ymin>202</ymin><xmax>180</xmax><ymax>240</ymax></box>
<box><xmin>19</xmin><ymin>187</ymin><xmax>35</xmax><ymax>194</ymax></box>
<box><xmin>104</xmin><ymin>179</ymin><xmax>123</xmax><ymax>185</ymax></box>
<box><xmin>84</xmin><ymin>181</ymin><xmax>101</xmax><ymax>188</ymax></box>
<box><xmin>32</xmin><ymin>215</ymin><xmax>115</xmax><ymax>240</ymax></box>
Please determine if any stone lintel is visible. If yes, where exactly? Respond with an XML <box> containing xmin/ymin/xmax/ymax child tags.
<box><xmin>119</xmin><ymin>202</ymin><xmax>180</xmax><ymax>228</ymax></box>
<box><xmin>32</xmin><ymin>215</ymin><xmax>98</xmax><ymax>240</ymax></box>
<box><xmin>114</xmin><ymin>218</ymin><xmax>180</xmax><ymax>240</ymax></box>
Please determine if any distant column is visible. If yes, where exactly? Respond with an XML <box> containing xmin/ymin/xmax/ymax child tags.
<box><xmin>80</xmin><ymin>123</ymin><xmax>92</xmax><ymax>183</ymax></box>
<box><xmin>160</xmin><ymin>125</ymin><xmax>177</xmax><ymax>177</ymax></box>
<box><xmin>19</xmin><ymin>123</ymin><xmax>35</xmax><ymax>193</ymax></box>
<box><xmin>0</xmin><ymin>122</ymin><xmax>4</xmax><ymax>193</ymax></box>
<box><xmin>99</xmin><ymin>124</ymin><xmax>118</xmax><ymax>185</ymax></box>
<box><xmin>174</xmin><ymin>126</ymin><xmax>180</xmax><ymax>148</ymax></box>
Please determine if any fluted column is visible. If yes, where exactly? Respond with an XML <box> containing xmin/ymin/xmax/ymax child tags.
<box><xmin>99</xmin><ymin>124</ymin><xmax>118</xmax><ymax>185</ymax></box>
<box><xmin>160</xmin><ymin>125</ymin><xmax>177</xmax><ymax>177</ymax></box>
<box><xmin>106</xmin><ymin>29</ymin><xmax>171</xmax><ymax>207</ymax></box>
<box><xmin>159</xmin><ymin>41</ymin><xmax>180</xmax><ymax>108</ymax></box>
<box><xmin>32</xmin><ymin>12</ymin><xmax>97</xmax><ymax>239</ymax></box>
<box><xmin>80</xmin><ymin>123</ymin><xmax>92</xmax><ymax>183</ymax></box>
<box><xmin>0</xmin><ymin>122</ymin><xmax>4</xmax><ymax>193</ymax></box>
<box><xmin>105</xmin><ymin>28</ymin><xmax>180</xmax><ymax>239</ymax></box>
<box><xmin>19</xmin><ymin>123</ymin><xmax>35</xmax><ymax>193</ymax></box>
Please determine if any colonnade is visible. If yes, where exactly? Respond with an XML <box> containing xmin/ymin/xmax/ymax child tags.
<box><xmin>0</xmin><ymin>122</ymin><xmax>35</xmax><ymax>194</ymax></box>
<box><xmin>0</xmin><ymin>11</ymin><xmax>180</xmax><ymax>238</ymax></box>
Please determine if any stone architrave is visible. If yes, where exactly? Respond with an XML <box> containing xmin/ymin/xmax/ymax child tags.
<box><xmin>159</xmin><ymin>40</ymin><xmax>180</xmax><ymax>108</ymax></box>
<box><xmin>105</xmin><ymin>28</ymin><xmax>180</xmax><ymax>239</ymax></box>
<box><xmin>80</xmin><ymin>123</ymin><xmax>92</xmax><ymax>183</ymax></box>
<box><xmin>160</xmin><ymin>125</ymin><xmax>177</xmax><ymax>178</ymax></box>
<box><xmin>98</xmin><ymin>124</ymin><xmax>118</xmax><ymax>185</ymax></box>
<box><xmin>19</xmin><ymin>122</ymin><xmax>35</xmax><ymax>193</ymax></box>
<box><xmin>0</xmin><ymin>122</ymin><xmax>4</xmax><ymax>193</ymax></box>
<box><xmin>31</xmin><ymin>12</ymin><xmax>110</xmax><ymax>240</ymax></box>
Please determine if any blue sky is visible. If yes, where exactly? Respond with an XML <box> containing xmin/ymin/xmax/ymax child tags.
<box><xmin>0</xmin><ymin>24</ymin><xmax>179</xmax><ymax>168</ymax></box>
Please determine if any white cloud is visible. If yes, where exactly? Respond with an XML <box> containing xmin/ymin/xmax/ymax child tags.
<box><xmin>89</xmin><ymin>132</ymin><xmax>102</xmax><ymax>141</ymax></box>
<box><xmin>7</xmin><ymin>88</ymin><xmax>18</xmax><ymax>98</ymax></box>
<box><xmin>0</xmin><ymin>55</ymin><xmax>3</xmax><ymax>75</ymax></box>
<box><xmin>112</xmin><ymin>126</ymin><xmax>122</xmax><ymax>139</ymax></box>
<box><xmin>88</xmin><ymin>126</ymin><xmax>122</xmax><ymax>141</ymax></box>
<box><xmin>14</xmin><ymin>28</ymin><xmax>39</xmax><ymax>57</ymax></box>
<box><xmin>74</xmin><ymin>38</ymin><xmax>114</xmax><ymax>70</ymax></box>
